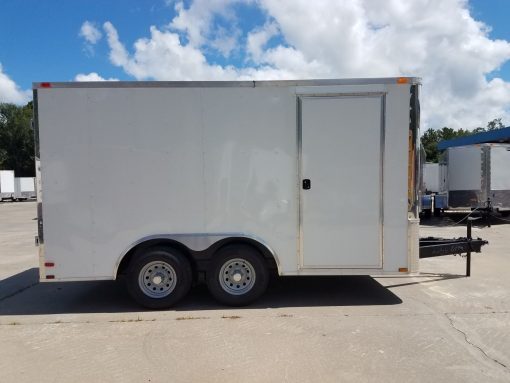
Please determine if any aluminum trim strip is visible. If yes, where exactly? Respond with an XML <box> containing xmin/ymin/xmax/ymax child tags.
<box><xmin>297</xmin><ymin>93</ymin><xmax>385</xmax><ymax>270</ymax></box>
<box><xmin>33</xmin><ymin>77</ymin><xmax>421</xmax><ymax>89</ymax></box>
<box><xmin>296</xmin><ymin>92</ymin><xmax>387</xmax><ymax>98</ymax></box>
<box><xmin>282</xmin><ymin>269</ymin><xmax>413</xmax><ymax>276</ymax></box>
<box><xmin>296</xmin><ymin>96</ymin><xmax>304</xmax><ymax>269</ymax></box>
<box><xmin>33</xmin><ymin>89</ymin><xmax>46</xmax><ymax>281</ymax></box>
<box><xmin>40</xmin><ymin>276</ymin><xmax>113</xmax><ymax>282</ymax></box>
<box><xmin>380</xmin><ymin>94</ymin><xmax>386</xmax><ymax>269</ymax></box>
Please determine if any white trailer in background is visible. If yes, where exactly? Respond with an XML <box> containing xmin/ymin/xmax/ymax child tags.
<box><xmin>421</xmin><ymin>162</ymin><xmax>448</xmax><ymax>217</ymax></box>
<box><xmin>445</xmin><ymin>144</ymin><xmax>510</xmax><ymax>213</ymax></box>
<box><xmin>0</xmin><ymin>170</ymin><xmax>15</xmax><ymax>201</ymax></box>
<box><xmin>14</xmin><ymin>177</ymin><xmax>36</xmax><ymax>200</ymax></box>
<box><xmin>33</xmin><ymin>78</ymin><xmax>422</xmax><ymax>308</ymax></box>
<box><xmin>423</xmin><ymin>163</ymin><xmax>440</xmax><ymax>193</ymax></box>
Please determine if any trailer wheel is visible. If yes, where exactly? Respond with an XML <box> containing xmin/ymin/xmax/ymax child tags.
<box><xmin>126</xmin><ymin>247</ymin><xmax>192</xmax><ymax>309</ymax></box>
<box><xmin>206</xmin><ymin>245</ymin><xmax>268</xmax><ymax>306</ymax></box>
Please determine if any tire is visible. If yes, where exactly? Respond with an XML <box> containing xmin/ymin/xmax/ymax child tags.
<box><xmin>206</xmin><ymin>245</ymin><xmax>268</xmax><ymax>306</ymax></box>
<box><xmin>126</xmin><ymin>246</ymin><xmax>192</xmax><ymax>309</ymax></box>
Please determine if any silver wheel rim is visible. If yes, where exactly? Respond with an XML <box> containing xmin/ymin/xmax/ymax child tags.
<box><xmin>138</xmin><ymin>261</ymin><xmax>177</xmax><ymax>298</ymax></box>
<box><xmin>219</xmin><ymin>258</ymin><xmax>256</xmax><ymax>295</ymax></box>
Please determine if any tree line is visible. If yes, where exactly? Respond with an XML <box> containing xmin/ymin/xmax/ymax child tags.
<box><xmin>0</xmin><ymin>102</ymin><xmax>35</xmax><ymax>177</ymax></box>
<box><xmin>420</xmin><ymin>118</ymin><xmax>505</xmax><ymax>163</ymax></box>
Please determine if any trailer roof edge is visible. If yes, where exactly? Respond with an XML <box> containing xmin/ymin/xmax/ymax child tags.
<box><xmin>32</xmin><ymin>77</ymin><xmax>421</xmax><ymax>90</ymax></box>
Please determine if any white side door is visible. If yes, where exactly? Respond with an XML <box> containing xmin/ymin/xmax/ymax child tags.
<box><xmin>300</xmin><ymin>95</ymin><xmax>384</xmax><ymax>268</ymax></box>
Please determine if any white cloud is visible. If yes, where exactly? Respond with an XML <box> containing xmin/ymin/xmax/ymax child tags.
<box><xmin>210</xmin><ymin>25</ymin><xmax>241</xmax><ymax>58</ymax></box>
<box><xmin>103</xmin><ymin>22</ymin><xmax>238</xmax><ymax>80</ymax></box>
<box><xmin>169</xmin><ymin>0</ymin><xmax>245</xmax><ymax>58</ymax></box>
<box><xmin>246</xmin><ymin>21</ymin><xmax>279</xmax><ymax>63</ymax></box>
<box><xmin>103</xmin><ymin>22</ymin><xmax>131</xmax><ymax>68</ymax></box>
<box><xmin>74</xmin><ymin>72</ymin><xmax>118</xmax><ymax>82</ymax></box>
<box><xmin>0</xmin><ymin>63</ymin><xmax>30</xmax><ymax>104</ymax></box>
<box><xmin>80</xmin><ymin>21</ymin><xmax>103</xmax><ymax>56</ymax></box>
<box><xmin>169</xmin><ymin>0</ymin><xmax>238</xmax><ymax>47</ymax></box>
<box><xmin>100</xmin><ymin>0</ymin><xmax>510</xmax><ymax>129</ymax></box>
<box><xmin>80</xmin><ymin>21</ymin><xmax>102</xmax><ymax>44</ymax></box>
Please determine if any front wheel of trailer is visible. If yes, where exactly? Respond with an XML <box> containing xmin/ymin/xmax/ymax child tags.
<box><xmin>126</xmin><ymin>247</ymin><xmax>192</xmax><ymax>309</ymax></box>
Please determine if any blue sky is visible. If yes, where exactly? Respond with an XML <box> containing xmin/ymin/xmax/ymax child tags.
<box><xmin>1</xmin><ymin>0</ymin><xmax>509</xmax><ymax>129</ymax></box>
<box><xmin>0</xmin><ymin>0</ymin><xmax>175</xmax><ymax>87</ymax></box>
<box><xmin>0</xmin><ymin>0</ymin><xmax>507</xmax><ymax>89</ymax></box>
<box><xmin>470</xmin><ymin>0</ymin><xmax>510</xmax><ymax>80</ymax></box>
<box><xmin>0</xmin><ymin>0</ymin><xmax>283</xmax><ymax>88</ymax></box>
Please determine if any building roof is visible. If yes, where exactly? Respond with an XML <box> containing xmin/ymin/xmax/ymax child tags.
<box><xmin>437</xmin><ymin>126</ymin><xmax>510</xmax><ymax>150</ymax></box>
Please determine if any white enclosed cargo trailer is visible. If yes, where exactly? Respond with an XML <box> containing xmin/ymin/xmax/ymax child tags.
<box><xmin>444</xmin><ymin>144</ymin><xmax>510</xmax><ymax>212</ymax></box>
<box><xmin>0</xmin><ymin>170</ymin><xmax>15</xmax><ymax>200</ymax></box>
<box><xmin>34</xmin><ymin>78</ymin><xmax>421</xmax><ymax>307</ymax></box>
<box><xmin>14</xmin><ymin>177</ymin><xmax>36</xmax><ymax>200</ymax></box>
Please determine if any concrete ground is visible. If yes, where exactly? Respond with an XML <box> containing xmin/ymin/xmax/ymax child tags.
<box><xmin>0</xmin><ymin>201</ymin><xmax>508</xmax><ymax>382</ymax></box>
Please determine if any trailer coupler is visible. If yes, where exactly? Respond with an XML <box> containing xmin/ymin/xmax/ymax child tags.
<box><xmin>419</xmin><ymin>218</ymin><xmax>488</xmax><ymax>277</ymax></box>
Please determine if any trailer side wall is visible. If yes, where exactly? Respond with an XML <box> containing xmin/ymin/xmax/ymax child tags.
<box><xmin>36</xmin><ymin>81</ymin><xmax>415</xmax><ymax>280</ymax></box>
<box><xmin>447</xmin><ymin>146</ymin><xmax>482</xmax><ymax>207</ymax></box>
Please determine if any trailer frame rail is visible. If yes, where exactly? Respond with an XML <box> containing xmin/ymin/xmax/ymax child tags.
<box><xmin>419</xmin><ymin>218</ymin><xmax>488</xmax><ymax>276</ymax></box>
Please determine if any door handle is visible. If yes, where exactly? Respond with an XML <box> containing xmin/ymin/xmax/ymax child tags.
<box><xmin>302</xmin><ymin>179</ymin><xmax>311</xmax><ymax>190</ymax></box>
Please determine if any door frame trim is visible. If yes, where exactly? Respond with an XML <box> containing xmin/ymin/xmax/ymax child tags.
<box><xmin>296</xmin><ymin>92</ymin><xmax>386</xmax><ymax>269</ymax></box>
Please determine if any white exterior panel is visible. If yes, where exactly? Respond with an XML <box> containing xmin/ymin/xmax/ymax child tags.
<box><xmin>200</xmin><ymin>87</ymin><xmax>298</xmax><ymax>274</ymax></box>
<box><xmin>0</xmin><ymin>170</ymin><xmax>15</xmax><ymax>197</ymax></box>
<box><xmin>380</xmin><ymin>84</ymin><xmax>413</xmax><ymax>273</ymax></box>
<box><xmin>447</xmin><ymin>146</ymin><xmax>481</xmax><ymax>191</ymax></box>
<box><xmin>490</xmin><ymin>145</ymin><xmax>510</xmax><ymax>190</ymax></box>
<box><xmin>439</xmin><ymin>163</ymin><xmax>448</xmax><ymax>193</ymax></box>
<box><xmin>423</xmin><ymin>163</ymin><xmax>439</xmax><ymax>193</ymax></box>
<box><xmin>14</xmin><ymin>177</ymin><xmax>36</xmax><ymax>199</ymax></box>
<box><xmin>19</xmin><ymin>177</ymin><xmax>35</xmax><ymax>192</ymax></box>
<box><xmin>35</xmin><ymin>80</ymin><xmax>417</xmax><ymax>280</ymax></box>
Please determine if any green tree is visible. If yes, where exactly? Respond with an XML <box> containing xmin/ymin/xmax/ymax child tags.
<box><xmin>486</xmin><ymin>118</ymin><xmax>504</xmax><ymax>131</ymax></box>
<box><xmin>421</xmin><ymin>128</ymin><xmax>442</xmax><ymax>163</ymax></box>
<box><xmin>421</xmin><ymin>127</ymin><xmax>471</xmax><ymax>162</ymax></box>
<box><xmin>0</xmin><ymin>102</ymin><xmax>35</xmax><ymax>176</ymax></box>
<box><xmin>471</xmin><ymin>127</ymin><xmax>486</xmax><ymax>134</ymax></box>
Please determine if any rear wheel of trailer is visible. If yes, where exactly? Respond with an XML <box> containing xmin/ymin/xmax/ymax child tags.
<box><xmin>206</xmin><ymin>245</ymin><xmax>269</xmax><ymax>306</ymax></box>
<box><xmin>126</xmin><ymin>246</ymin><xmax>192</xmax><ymax>309</ymax></box>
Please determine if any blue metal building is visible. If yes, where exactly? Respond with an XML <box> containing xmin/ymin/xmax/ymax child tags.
<box><xmin>438</xmin><ymin>126</ymin><xmax>510</xmax><ymax>150</ymax></box>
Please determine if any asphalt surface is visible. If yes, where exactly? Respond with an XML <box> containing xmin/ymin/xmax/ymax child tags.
<box><xmin>0</xmin><ymin>201</ymin><xmax>509</xmax><ymax>382</ymax></box>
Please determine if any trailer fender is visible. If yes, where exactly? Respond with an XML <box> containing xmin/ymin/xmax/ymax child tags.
<box><xmin>114</xmin><ymin>233</ymin><xmax>281</xmax><ymax>279</ymax></box>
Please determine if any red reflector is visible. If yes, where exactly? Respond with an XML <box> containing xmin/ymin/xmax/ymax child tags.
<box><xmin>40</xmin><ymin>82</ymin><xmax>51</xmax><ymax>88</ymax></box>
<box><xmin>45</xmin><ymin>262</ymin><xmax>55</xmax><ymax>267</ymax></box>
<box><xmin>46</xmin><ymin>275</ymin><xmax>55</xmax><ymax>279</ymax></box>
